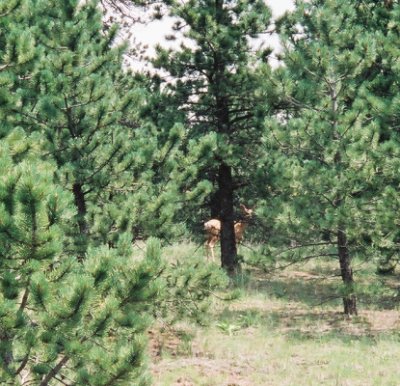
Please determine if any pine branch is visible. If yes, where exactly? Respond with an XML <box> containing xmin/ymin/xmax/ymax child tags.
<box><xmin>267</xmin><ymin>253</ymin><xmax>339</xmax><ymax>273</ymax></box>
<box><xmin>285</xmin><ymin>95</ymin><xmax>326</xmax><ymax>113</ymax></box>
<box><xmin>85</xmin><ymin>145</ymin><xmax>122</xmax><ymax>186</ymax></box>
<box><xmin>274</xmin><ymin>241</ymin><xmax>337</xmax><ymax>257</ymax></box>
<box><xmin>11</xmin><ymin>109</ymin><xmax>49</xmax><ymax>130</ymax></box>
<box><xmin>312</xmin><ymin>295</ymin><xmax>343</xmax><ymax>307</ymax></box>
<box><xmin>19</xmin><ymin>287</ymin><xmax>30</xmax><ymax>312</ymax></box>
<box><xmin>103</xmin><ymin>370</ymin><xmax>129</xmax><ymax>386</ymax></box>
<box><xmin>15</xmin><ymin>353</ymin><xmax>30</xmax><ymax>376</ymax></box>
<box><xmin>39</xmin><ymin>356</ymin><xmax>69</xmax><ymax>386</ymax></box>
<box><xmin>100</xmin><ymin>0</ymin><xmax>145</xmax><ymax>23</ymax></box>
<box><xmin>0</xmin><ymin>63</ymin><xmax>13</xmax><ymax>71</ymax></box>
<box><xmin>63</xmin><ymin>95</ymin><xmax>77</xmax><ymax>139</ymax></box>
<box><xmin>53</xmin><ymin>375</ymin><xmax>72</xmax><ymax>386</ymax></box>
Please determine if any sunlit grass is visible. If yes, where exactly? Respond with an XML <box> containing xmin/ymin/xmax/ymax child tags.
<box><xmin>149</xmin><ymin>243</ymin><xmax>400</xmax><ymax>385</ymax></box>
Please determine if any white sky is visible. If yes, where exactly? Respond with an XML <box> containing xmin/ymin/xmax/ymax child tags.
<box><xmin>134</xmin><ymin>1</ymin><xmax>294</xmax><ymax>44</ymax></box>
<box><xmin>123</xmin><ymin>0</ymin><xmax>294</xmax><ymax>70</ymax></box>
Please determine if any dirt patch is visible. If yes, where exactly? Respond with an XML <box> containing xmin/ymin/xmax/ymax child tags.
<box><xmin>148</xmin><ymin>326</ymin><xmax>262</xmax><ymax>386</ymax></box>
<box><xmin>355</xmin><ymin>309</ymin><xmax>400</xmax><ymax>334</ymax></box>
<box><xmin>148</xmin><ymin>328</ymin><xmax>194</xmax><ymax>360</ymax></box>
<box><xmin>151</xmin><ymin>357</ymin><xmax>256</xmax><ymax>386</ymax></box>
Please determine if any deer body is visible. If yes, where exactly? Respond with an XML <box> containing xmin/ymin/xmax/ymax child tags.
<box><xmin>204</xmin><ymin>204</ymin><xmax>253</xmax><ymax>261</ymax></box>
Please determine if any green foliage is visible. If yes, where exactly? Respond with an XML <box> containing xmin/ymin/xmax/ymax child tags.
<box><xmin>3</xmin><ymin>0</ymin><xmax>400</xmax><ymax>381</ymax></box>
<box><xmin>7</xmin><ymin>0</ymin><xmax>172</xmax><ymax>253</ymax></box>
<box><xmin>0</xmin><ymin>133</ymin><xmax>163</xmax><ymax>384</ymax></box>
<box><xmin>156</xmin><ymin>257</ymin><xmax>229</xmax><ymax>325</ymax></box>
<box><xmin>144</xmin><ymin>0</ymin><xmax>276</xmax><ymax>272</ymax></box>
<box><xmin>0</xmin><ymin>0</ymin><xmax>39</xmax><ymax>138</ymax></box>
<box><xmin>0</xmin><ymin>1</ymin><xmax>168</xmax><ymax>384</ymax></box>
<box><xmin>250</xmin><ymin>0</ymin><xmax>400</xmax><ymax>313</ymax></box>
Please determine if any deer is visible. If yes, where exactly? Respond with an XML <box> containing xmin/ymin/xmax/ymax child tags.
<box><xmin>204</xmin><ymin>204</ymin><xmax>253</xmax><ymax>261</ymax></box>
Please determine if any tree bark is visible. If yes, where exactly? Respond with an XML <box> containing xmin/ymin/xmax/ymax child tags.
<box><xmin>39</xmin><ymin>355</ymin><xmax>69</xmax><ymax>386</ymax></box>
<box><xmin>209</xmin><ymin>189</ymin><xmax>221</xmax><ymax>219</ymax></box>
<box><xmin>337</xmin><ymin>227</ymin><xmax>357</xmax><ymax>315</ymax></box>
<box><xmin>72</xmin><ymin>182</ymin><xmax>88</xmax><ymax>258</ymax></box>
<box><xmin>210</xmin><ymin>0</ymin><xmax>239</xmax><ymax>275</ymax></box>
<box><xmin>0</xmin><ymin>330</ymin><xmax>13</xmax><ymax>372</ymax></box>
<box><xmin>72</xmin><ymin>182</ymin><xmax>88</xmax><ymax>235</ymax></box>
<box><xmin>218</xmin><ymin>163</ymin><xmax>239</xmax><ymax>275</ymax></box>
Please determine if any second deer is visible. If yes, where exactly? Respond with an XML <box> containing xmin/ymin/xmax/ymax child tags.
<box><xmin>204</xmin><ymin>204</ymin><xmax>253</xmax><ymax>261</ymax></box>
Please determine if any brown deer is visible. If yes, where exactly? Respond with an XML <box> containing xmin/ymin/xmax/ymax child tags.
<box><xmin>204</xmin><ymin>204</ymin><xmax>253</xmax><ymax>261</ymax></box>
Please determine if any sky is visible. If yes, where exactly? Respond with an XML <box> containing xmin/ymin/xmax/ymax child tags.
<box><xmin>133</xmin><ymin>1</ymin><xmax>294</xmax><ymax>43</ymax></box>
<box><xmin>121</xmin><ymin>0</ymin><xmax>294</xmax><ymax>70</ymax></box>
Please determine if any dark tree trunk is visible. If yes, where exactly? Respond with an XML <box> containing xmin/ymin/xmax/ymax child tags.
<box><xmin>218</xmin><ymin>163</ymin><xmax>239</xmax><ymax>275</ymax></box>
<box><xmin>72</xmin><ymin>182</ymin><xmax>88</xmax><ymax>235</ymax></box>
<box><xmin>210</xmin><ymin>0</ymin><xmax>239</xmax><ymax>274</ymax></box>
<box><xmin>337</xmin><ymin>227</ymin><xmax>357</xmax><ymax>315</ymax></box>
<box><xmin>209</xmin><ymin>189</ymin><xmax>221</xmax><ymax>219</ymax></box>
<box><xmin>0</xmin><ymin>330</ymin><xmax>13</xmax><ymax>370</ymax></box>
<box><xmin>72</xmin><ymin>182</ymin><xmax>88</xmax><ymax>258</ymax></box>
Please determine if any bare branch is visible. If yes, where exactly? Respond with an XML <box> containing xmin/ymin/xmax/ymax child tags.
<box><xmin>39</xmin><ymin>356</ymin><xmax>69</xmax><ymax>386</ymax></box>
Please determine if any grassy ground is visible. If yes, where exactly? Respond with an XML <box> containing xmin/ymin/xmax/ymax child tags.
<box><xmin>147</xmin><ymin>243</ymin><xmax>400</xmax><ymax>386</ymax></box>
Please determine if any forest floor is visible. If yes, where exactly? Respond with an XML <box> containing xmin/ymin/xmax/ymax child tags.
<box><xmin>147</xmin><ymin>244</ymin><xmax>400</xmax><ymax>386</ymax></box>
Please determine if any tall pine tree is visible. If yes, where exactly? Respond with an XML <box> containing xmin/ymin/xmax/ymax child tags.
<box><xmin>359</xmin><ymin>1</ymin><xmax>400</xmax><ymax>274</ymax></box>
<box><xmin>266</xmin><ymin>0</ymin><xmax>387</xmax><ymax>315</ymax></box>
<box><xmin>0</xmin><ymin>137</ymin><xmax>161</xmax><ymax>384</ymax></box>
<box><xmin>13</xmin><ymin>0</ymin><xmax>148</xmax><ymax>255</ymax></box>
<box><xmin>0</xmin><ymin>1</ymin><xmax>161</xmax><ymax>384</ymax></box>
<box><xmin>146</xmin><ymin>0</ymin><xmax>274</xmax><ymax>273</ymax></box>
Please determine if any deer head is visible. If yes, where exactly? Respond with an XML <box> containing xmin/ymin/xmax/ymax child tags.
<box><xmin>239</xmin><ymin>204</ymin><xmax>253</xmax><ymax>219</ymax></box>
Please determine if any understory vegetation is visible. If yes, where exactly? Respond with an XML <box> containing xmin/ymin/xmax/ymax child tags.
<box><xmin>151</xmin><ymin>244</ymin><xmax>400</xmax><ymax>386</ymax></box>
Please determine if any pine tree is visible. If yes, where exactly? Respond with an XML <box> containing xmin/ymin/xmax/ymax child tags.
<box><xmin>267</xmin><ymin>0</ymin><xmax>388</xmax><ymax>315</ymax></box>
<box><xmin>0</xmin><ymin>2</ymin><xmax>227</xmax><ymax>383</ymax></box>
<box><xmin>146</xmin><ymin>0</ymin><xmax>274</xmax><ymax>273</ymax></box>
<box><xmin>0</xmin><ymin>137</ymin><xmax>160</xmax><ymax>384</ymax></box>
<box><xmin>0</xmin><ymin>2</ymin><xmax>161</xmax><ymax>384</ymax></box>
<box><xmin>11</xmin><ymin>0</ymin><xmax>149</xmax><ymax>256</ymax></box>
<box><xmin>0</xmin><ymin>0</ymin><xmax>38</xmax><ymax>138</ymax></box>
<box><xmin>358</xmin><ymin>1</ymin><xmax>400</xmax><ymax>274</ymax></box>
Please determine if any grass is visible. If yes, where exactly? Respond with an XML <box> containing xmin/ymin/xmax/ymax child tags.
<box><xmin>149</xmin><ymin>243</ymin><xmax>400</xmax><ymax>386</ymax></box>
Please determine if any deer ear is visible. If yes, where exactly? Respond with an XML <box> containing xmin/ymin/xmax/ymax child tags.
<box><xmin>240</xmin><ymin>203</ymin><xmax>251</xmax><ymax>211</ymax></box>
